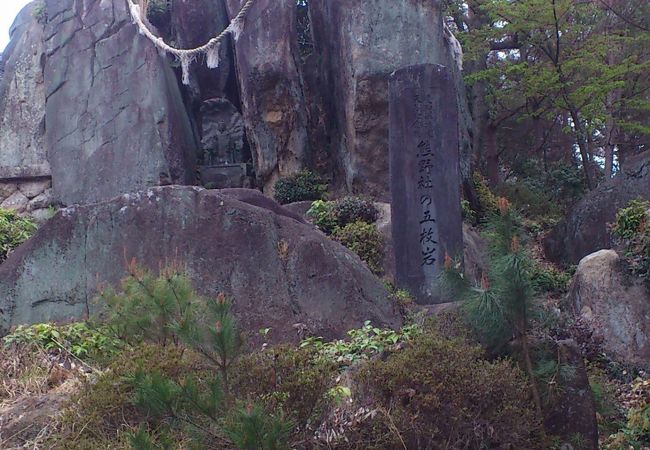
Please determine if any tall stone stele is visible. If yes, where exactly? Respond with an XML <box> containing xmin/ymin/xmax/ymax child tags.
<box><xmin>389</xmin><ymin>64</ymin><xmax>463</xmax><ymax>304</ymax></box>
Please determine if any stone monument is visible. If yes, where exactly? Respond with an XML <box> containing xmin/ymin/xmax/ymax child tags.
<box><xmin>389</xmin><ymin>64</ymin><xmax>463</xmax><ymax>304</ymax></box>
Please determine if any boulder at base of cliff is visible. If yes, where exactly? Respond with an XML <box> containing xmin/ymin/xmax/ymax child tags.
<box><xmin>544</xmin><ymin>151</ymin><xmax>650</xmax><ymax>265</ymax></box>
<box><xmin>0</xmin><ymin>187</ymin><xmax>401</xmax><ymax>342</ymax></box>
<box><xmin>568</xmin><ymin>249</ymin><xmax>650</xmax><ymax>366</ymax></box>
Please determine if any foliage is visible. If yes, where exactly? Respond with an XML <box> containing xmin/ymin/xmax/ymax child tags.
<box><xmin>307</xmin><ymin>196</ymin><xmax>379</xmax><ymax>234</ymax></box>
<box><xmin>146</xmin><ymin>0</ymin><xmax>170</xmax><ymax>28</ymax></box>
<box><xmin>604</xmin><ymin>378</ymin><xmax>650</xmax><ymax>449</ymax></box>
<box><xmin>306</xmin><ymin>199</ymin><xmax>337</xmax><ymax>234</ymax></box>
<box><xmin>94</xmin><ymin>266</ymin><xmax>289</xmax><ymax>449</ymax></box>
<box><xmin>440</xmin><ymin>198</ymin><xmax>543</xmax><ymax>416</ymax></box>
<box><xmin>354</xmin><ymin>331</ymin><xmax>543</xmax><ymax>449</ymax></box>
<box><xmin>332</xmin><ymin>221</ymin><xmax>384</xmax><ymax>275</ymax></box>
<box><xmin>300</xmin><ymin>321</ymin><xmax>422</xmax><ymax>367</ymax></box>
<box><xmin>232</xmin><ymin>345</ymin><xmax>337</xmax><ymax>430</ymax></box>
<box><xmin>496</xmin><ymin>180</ymin><xmax>560</xmax><ymax>221</ymax></box>
<box><xmin>461</xmin><ymin>199</ymin><xmax>477</xmax><ymax>223</ymax></box>
<box><xmin>223</xmin><ymin>404</ymin><xmax>293</xmax><ymax>450</ymax></box>
<box><xmin>0</xmin><ymin>208</ymin><xmax>37</xmax><ymax>263</ymax></box>
<box><xmin>532</xmin><ymin>350</ymin><xmax>577</xmax><ymax>406</ymax></box>
<box><xmin>32</xmin><ymin>0</ymin><xmax>46</xmax><ymax>23</ymax></box>
<box><xmin>472</xmin><ymin>171</ymin><xmax>499</xmax><ymax>220</ymax></box>
<box><xmin>456</xmin><ymin>0</ymin><xmax>650</xmax><ymax>186</ymax></box>
<box><xmin>3</xmin><ymin>322</ymin><xmax>121</xmax><ymax>362</ymax></box>
<box><xmin>52</xmin><ymin>344</ymin><xmax>190</xmax><ymax>449</ymax></box>
<box><xmin>531</xmin><ymin>265</ymin><xmax>572</xmax><ymax>294</ymax></box>
<box><xmin>612</xmin><ymin>199</ymin><xmax>650</xmax><ymax>286</ymax></box>
<box><xmin>99</xmin><ymin>263</ymin><xmax>199</xmax><ymax>347</ymax></box>
<box><xmin>588</xmin><ymin>367</ymin><xmax>625</xmax><ymax>437</ymax></box>
<box><xmin>614</xmin><ymin>199</ymin><xmax>649</xmax><ymax>240</ymax></box>
<box><xmin>331</xmin><ymin>196</ymin><xmax>379</xmax><ymax>226</ymax></box>
<box><xmin>273</xmin><ymin>170</ymin><xmax>327</xmax><ymax>205</ymax></box>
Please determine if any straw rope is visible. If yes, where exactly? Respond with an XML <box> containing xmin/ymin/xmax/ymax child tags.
<box><xmin>128</xmin><ymin>0</ymin><xmax>256</xmax><ymax>84</ymax></box>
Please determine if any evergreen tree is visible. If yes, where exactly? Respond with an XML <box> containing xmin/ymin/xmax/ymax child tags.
<box><xmin>441</xmin><ymin>198</ymin><xmax>543</xmax><ymax>418</ymax></box>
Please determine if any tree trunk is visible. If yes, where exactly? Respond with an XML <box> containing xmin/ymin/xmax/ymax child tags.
<box><xmin>521</xmin><ymin>333</ymin><xmax>544</xmax><ymax>420</ymax></box>
<box><xmin>569</xmin><ymin>109</ymin><xmax>595</xmax><ymax>190</ymax></box>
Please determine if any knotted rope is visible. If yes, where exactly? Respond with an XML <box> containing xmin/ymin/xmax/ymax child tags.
<box><xmin>128</xmin><ymin>0</ymin><xmax>256</xmax><ymax>85</ymax></box>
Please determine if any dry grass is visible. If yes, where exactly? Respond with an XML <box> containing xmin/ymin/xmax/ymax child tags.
<box><xmin>0</xmin><ymin>343</ymin><xmax>51</xmax><ymax>401</ymax></box>
<box><xmin>0</xmin><ymin>343</ymin><xmax>86</xmax><ymax>449</ymax></box>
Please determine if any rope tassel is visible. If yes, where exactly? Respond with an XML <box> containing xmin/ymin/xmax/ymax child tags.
<box><xmin>206</xmin><ymin>42</ymin><xmax>221</xmax><ymax>69</ymax></box>
<box><xmin>228</xmin><ymin>20</ymin><xmax>244</xmax><ymax>42</ymax></box>
<box><xmin>127</xmin><ymin>0</ymin><xmax>256</xmax><ymax>84</ymax></box>
<box><xmin>180</xmin><ymin>54</ymin><xmax>192</xmax><ymax>85</ymax></box>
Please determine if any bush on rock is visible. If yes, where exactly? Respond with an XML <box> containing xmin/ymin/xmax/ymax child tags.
<box><xmin>0</xmin><ymin>208</ymin><xmax>36</xmax><ymax>263</ymax></box>
<box><xmin>612</xmin><ymin>199</ymin><xmax>650</xmax><ymax>287</ymax></box>
<box><xmin>332</xmin><ymin>221</ymin><xmax>384</xmax><ymax>275</ymax></box>
<box><xmin>273</xmin><ymin>170</ymin><xmax>327</xmax><ymax>205</ymax></box>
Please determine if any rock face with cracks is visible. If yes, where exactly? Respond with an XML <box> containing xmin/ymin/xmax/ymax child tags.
<box><xmin>225</xmin><ymin>0</ymin><xmax>310</xmax><ymax>192</ymax></box>
<box><xmin>43</xmin><ymin>0</ymin><xmax>198</xmax><ymax>206</ymax></box>
<box><xmin>0</xmin><ymin>186</ymin><xmax>401</xmax><ymax>342</ymax></box>
<box><xmin>0</xmin><ymin>3</ymin><xmax>48</xmax><ymax>181</ymax></box>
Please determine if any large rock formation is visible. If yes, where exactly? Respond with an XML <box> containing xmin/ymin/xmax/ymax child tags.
<box><xmin>0</xmin><ymin>0</ymin><xmax>469</xmax><ymax>204</ymax></box>
<box><xmin>43</xmin><ymin>0</ymin><xmax>198</xmax><ymax>205</ymax></box>
<box><xmin>0</xmin><ymin>3</ymin><xmax>53</xmax><ymax>217</ymax></box>
<box><xmin>0</xmin><ymin>186</ymin><xmax>401</xmax><ymax>342</ymax></box>
<box><xmin>568</xmin><ymin>249</ymin><xmax>650</xmax><ymax>366</ymax></box>
<box><xmin>225</xmin><ymin>0</ymin><xmax>310</xmax><ymax>192</ymax></box>
<box><xmin>544</xmin><ymin>151</ymin><xmax>650</xmax><ymax>265</ymax></box>
<box><xmin>0</xmin><ymin>4</ymin><xmax>48</xmax><ymax>181</ymax></box>
<box><xmin>309</xmin><ymin>0</ymin><xmax>462</xmax><ymax>200</ymax></box>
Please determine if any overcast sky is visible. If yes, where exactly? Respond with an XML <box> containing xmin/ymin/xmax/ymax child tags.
<box><xmin>1</xmin><ymin>0</ymin><xmax>32</xmax><ymax>52</ymax></box>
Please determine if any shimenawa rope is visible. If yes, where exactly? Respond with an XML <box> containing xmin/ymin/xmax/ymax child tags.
<box><xmin>128</xmin><ymin>0</ymin><xmax>256</xmax><ymax>85</ymax></box>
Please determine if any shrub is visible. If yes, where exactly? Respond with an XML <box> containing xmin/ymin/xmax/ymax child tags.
<box><xmin>306</xmin><ymin>199</ymin><xmax>337</xmax><ymax>234</ymax></box>
<box><xmin>614</xmin><ymin>199</ymin><xmax>648</xmax><ymax>240</ymax></box>
<box><xmin>299</xmin><ymin>321</ymin><xmax>422</xmax><ymax>367</ymax></box>
<box><xmin>461</xmin><ymin>199</ymin><xmax>477</xmax><ymax>223</ymax></box>
<box><xmin>531</xmin><ymin>266</ymin><xmax>572</xmax><ymax>294</ymax></box>
<box><xmin>308</xmin><ymin>196</ymin><xmax>379</xmax><ymax>234</ymax></box>
<box><xmin>32</xmin><ymin>0</ymin><xmax>46</xmax><ymax>22</ymax></box>
<box><xmin>68</xmin><ymin>266</ymin><xmax>290</xmax><ymax>450</ymax></box>
<box><xmin>473</xmin><ymin>171</ymin><xmax>499</xmax><ymax>219</ymax></box>
<box><xmin>98</xmin><ymin>263</ymin><xmax>200</xmax><ymax>347</ymax></box>
<box><xmin>3</xmin><ymin>322</ymin><xmax>121</xmax><ymax>363</ymax></box>
<box><xmin>440</xmin><ymin>199</ymin><xmax>544</xmax><ymax>416</ymax></box>
<box><xmin>232</xmin><ymin>345</ymin><xmax>337</xmax><ymax>433</ymax></box>
<box><xmin>332</xmin><ymin>221</ymin><xmax>384</xmax><ymax>275</ymax></box>
<box><xmin>52</xmin><ymin>343</ymin><xmax>191</xmax><ymax>449</ymax></box>
<box><xmin>354</xmin><ymin>332</ymin><xmax>543</xmax><ymax>449</ymax></box>
<box><xmin>273</xmin><ymin>170</ymin><xmax>327</xmax><ymax>205</ymax></box>
<box><xmin>307</xmin><ymin>196</ymin><xmax>379</xmax><ymax>234</ymax></box>
<box><xmin>588</xmin><ymin>367</ymin><xmax>624</xmax><ymax>437</ymax></box>
<box><xmin>0</xmin><ymin>208</ymin><xmax>37</xmax><ymax>263</ymax></box>
<box><xmin>331</xmin><ymin>196</ymin><xmax>379</xmax><ymax>226</ymax></box>
<box><xmin>146</xmin><ymin>0</ymin><xmax>170</xmax><ymax>28</ymax></box>
<box><xmin>612</xmin><ymin>199</ymin><xmax>650</xmax><ymax>286</ymax></box>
